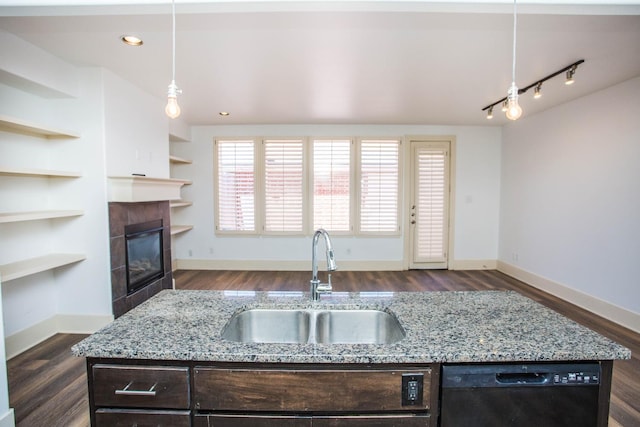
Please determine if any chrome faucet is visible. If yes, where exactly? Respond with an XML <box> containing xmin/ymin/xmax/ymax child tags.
<box><xmin>310</xmin><ymin>228</ymin><xmax>337</xmax><ymax>301</ymax></box>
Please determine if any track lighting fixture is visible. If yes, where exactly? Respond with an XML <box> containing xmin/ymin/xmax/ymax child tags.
<box><xmin>487</xmin><ymin>106</ymin><xmax>494</xmax><ymax>119</ymax></box>
<box><xmin>481</xmin><ymin>59</ymin><xmax>583</xmax><ymax>120</ymax></box>
<box><xmin>165</xmin><ymin>0</ymin><xmax>182</xmax><ymax>119</ymax></box>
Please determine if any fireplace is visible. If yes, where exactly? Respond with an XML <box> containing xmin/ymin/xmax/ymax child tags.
<box><xmin>125</xmin><ymin>219</ymin><xmax>164</xmax><ymax>295</ymax></box>
<box><xmin>109</xmin><ymin>201</ymin><xmax>172</xmax><ymax>318</ymax></box>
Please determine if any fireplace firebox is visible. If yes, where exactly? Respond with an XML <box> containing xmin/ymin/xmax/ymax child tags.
<box><xmin>125</xmin><ymin>219</ymin><xmax>164</xmax><ymax>295</ymax></box>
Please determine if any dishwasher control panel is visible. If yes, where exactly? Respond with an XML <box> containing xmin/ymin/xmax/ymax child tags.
<box><xmin>553</xmin><ymin>369</ymin><xmax>599</xmax><ymax>385</ymax></box>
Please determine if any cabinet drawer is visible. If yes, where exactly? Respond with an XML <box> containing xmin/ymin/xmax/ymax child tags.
<box><xmin>95</xmin><ymin>408</ymin><xmax>190</xmax><ymax>427</ymax></box>
<box><xmin>194</xmin><ymin>413</ymin><xmax>311</xmax><ymax>427</ymax></box>
<box><xmin>92</xmin><ymin>364</ymin><xmax>190</xmax><ymax>409</ymax></box>
<box><xmin>194</xmin><ymin>367</ymin><xmax>431</xmax><ymax>412</ymax></box>
<box><xmin>313</xmin><ymin>415</ymin><xmax>430</xmax><ymax>426</ymax></box>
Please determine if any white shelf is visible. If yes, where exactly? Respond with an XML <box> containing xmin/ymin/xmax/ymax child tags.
<box><xmin>171</xmin><ymin>225</ymin><xmax>193</xmax><ymax>235</ymax></box>
<box><xmin>170</xmin><ymin>200</ymin><xmax>193</xmax><ymax>208</ymax></box>
<box><xmin>0</xmin><ymin>166</ymin><xmax>82</xmax><ymax>178</ymax></box>
<box><xmin>0</xmin><ymin>210</ymin><xmax>84</xmax><ymax>223</ymax></box>
<box><xmin>0</xmin><ymin>253</ymin><xmax>86</xmax><ymax>282</ymax></box>
<box><xmin>0</xmin><ymin>114</ymin><xmax>80</xmax><ymax>139</ymax></box>
<box><xmin>169</xmin><ymin>155</ymin><xmax>192</xmax><ymax>165</ymax></box>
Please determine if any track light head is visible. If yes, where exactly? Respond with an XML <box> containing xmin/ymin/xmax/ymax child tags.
<box><xmin>487</xmin><ymin>106</ymin><xmax>494</xmax><ymax>119</ymax></box>
<box><xmin>565</xmin><ymin>66</ymin><xmax>577</xmax><ymax>85</ymax></box>
<box><xmin>534</xmin><ymin>82</ymin><xmax>542</xmax><ymax>99</ymax></box>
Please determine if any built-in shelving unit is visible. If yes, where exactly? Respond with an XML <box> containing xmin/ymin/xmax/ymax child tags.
<box><xmin>0</xmin><ymin>114</ymin><xmax>87</xmax><ymax>280</ymax></box>
<box><xmin>0</xmin><ymin>253</ymin><xmax>86</xmax><ymax>283</ymax></box>
<box><xmin>169</xmin><ymin>132</ymin><xmax>193</xmax><ymax>270</ymax></box>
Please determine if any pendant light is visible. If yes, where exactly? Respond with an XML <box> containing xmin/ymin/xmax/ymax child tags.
<box><xmin>165</xmin><ymin>0</ymin><xmax>182</xmax><ymax>119</ymax></box>
<box><xmin>505</xmin><ymin>0</ymin><xmax>522</xmax><ymax>121</ymax></box>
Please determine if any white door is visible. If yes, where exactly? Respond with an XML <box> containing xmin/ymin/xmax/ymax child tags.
<box><xmin>409</xmin><ymin>140</ymin><xmax>450</xmax><ymax>269</ymax></box>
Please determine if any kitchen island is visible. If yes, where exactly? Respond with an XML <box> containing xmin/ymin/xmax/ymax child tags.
<box><xmin>73</xmin><ymin>289</ymin><xmax>631</xmax><ymax>426</ymax></box>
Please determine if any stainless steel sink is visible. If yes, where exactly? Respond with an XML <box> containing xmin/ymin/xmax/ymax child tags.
<box><xmin>314</xmin><ymin>310</ymin><xmax>405</xmax><ymax>344</ymax></box>
<box><xmin>221</xmin><ymin>308</ymin><xmax>405</xmax><ymax>344</ymax></box>
<box><xmin>220</xmin><ymin>309</ymin><xmax>311</xmax><ymax>344</ymax></box>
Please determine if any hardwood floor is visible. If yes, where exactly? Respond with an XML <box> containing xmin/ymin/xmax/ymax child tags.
<box><xmin>6</xmin><ymin>269</ymin><xmax>639</xmax><ymax>426</ymax></box>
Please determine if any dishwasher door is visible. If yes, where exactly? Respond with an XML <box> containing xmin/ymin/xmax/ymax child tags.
<box><xmin>440</xmin><ymin>362</ymin><xmax>602</xmax><ymax>427</ymax></box>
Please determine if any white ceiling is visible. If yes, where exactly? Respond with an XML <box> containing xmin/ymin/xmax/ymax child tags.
<box><xmin>1</xmin><ymin>1</ymin><xmax>639</xmax><ymax>126</ymax></box>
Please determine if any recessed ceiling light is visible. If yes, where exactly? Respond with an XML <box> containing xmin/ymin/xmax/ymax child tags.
<box><xmin>121</xmin><ymin>35</ymin><xmax>143</xmax><ymax>46</ymax></box>
<box><xmin>219</xmin><ymin>112</ymin><xmax>230</xmax><ymax>116</ymax></box>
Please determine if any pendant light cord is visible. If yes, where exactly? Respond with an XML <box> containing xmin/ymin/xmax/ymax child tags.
<box><xmin>511</xmin><ymin>0</ymin><xmax>517</xmax><ymax>84</ymax></box>
<box><xmin>171</xmin><ymin>0</ymin><xmax>176</xmax><ymax>82</ymax></box>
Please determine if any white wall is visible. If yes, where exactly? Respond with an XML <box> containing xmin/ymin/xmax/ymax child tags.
<box><xmin>172</xmin><ymin>124</ymin><xmax>502</xmax><ymax>269</ymax></box>
<box><xmin>103</xmin><ymin>69</ymin><xmax>170</xmax><ymax>179</ymax></box>
<box><xmin>499</xmin><ymin>76</ymin><xmax>640</xmax><ymax>322</ymax></box>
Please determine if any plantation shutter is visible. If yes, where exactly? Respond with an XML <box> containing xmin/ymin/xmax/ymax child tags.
<box><xmin>264</xmin><ymin>139</ymin><xmax>304</xmax><ymax>233</ymax></box>
<box><xmin>359</xmin><ymin>139</ymin><xmax>400</xmax><ymax>233</ymax></box>
<box><xmin>415</xmin><ymin>145</ymin><xmax>449</xmax><ymax>263</ymax></box>
<box><xmin>215</xmin><ymin>139</ymin><xmax>256</xmax><ymax>232</ymax></box>
<box><xmin>312</xmin><ymin>139</ymin><xmax>351</xmax><ymax>232</ymax></box>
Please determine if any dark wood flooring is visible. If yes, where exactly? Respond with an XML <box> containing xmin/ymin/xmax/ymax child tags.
<box><xmin>7</xmin><ymin>269</ymin><xmax>639</xmax><ymax>426</ymax></box>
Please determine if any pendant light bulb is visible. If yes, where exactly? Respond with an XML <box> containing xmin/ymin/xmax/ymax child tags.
<box><xmin>165</xmin><ymin>80</ymin><xmax>181</xmax><ymax>119</ymax></box>
<box><xmin>505</xmin><ymin>82</ymin><xmax>522</xmax><ymax>121</ymax></box>
<box><xmin>165</xmin><ymin>0</ymin><xmax>182</xmax><ymax>119</ymax></box>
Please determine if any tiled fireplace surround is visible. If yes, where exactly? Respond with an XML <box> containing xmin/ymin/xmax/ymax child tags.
<box><xmin>109</xmin><ymin>201</ymin><xmax>173</xmax><ymax>318</ymax></box>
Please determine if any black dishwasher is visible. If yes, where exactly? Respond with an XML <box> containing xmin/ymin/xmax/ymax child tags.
<box><xmin>440</xmin><ymin>362</ymin><xmax>602</xmax><ymax>427</ymax></box>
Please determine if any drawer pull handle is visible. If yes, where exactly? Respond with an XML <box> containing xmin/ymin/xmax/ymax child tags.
<box><xmin>114</xmin><ymin>381</ymin><xmax>157</xmax><ymax>397</ymax></box>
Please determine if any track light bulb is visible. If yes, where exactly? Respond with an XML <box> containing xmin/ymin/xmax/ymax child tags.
<box><xmin>487</xmin><ymin>107</ymin><xmax>494</xmax><ymax>119</ymax></box>
<box><xmin>501</xmin><ymin>101</ymin><xmax>508</xmax><ymax>112</ymax></box>
<box><xmin>505</xmin><ymin>82</ymin><xmax>522</xmax><ymax>121</ymax></box>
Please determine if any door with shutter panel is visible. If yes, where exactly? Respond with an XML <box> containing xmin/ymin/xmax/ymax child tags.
<box><xmin>409</xmin><ymin>140</ymin><xmax>450</xmax><ymax>269</ymax></box>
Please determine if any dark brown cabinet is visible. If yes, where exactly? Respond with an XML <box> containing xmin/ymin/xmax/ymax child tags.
<box><xmin>87</xmin><ymin>359</ymin><xmax>436</xmax><ymax>427</ymax></box>
<box><xmin>193</xmin><ymin>367</ymin><xmax>431</xmax><ymax>412</ymax></box>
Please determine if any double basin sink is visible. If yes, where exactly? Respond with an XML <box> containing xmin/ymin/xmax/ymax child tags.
<box><xmin>221</xmin><ymin>308</ymin><xmax>405</xmax><ymax>345</ymax></box>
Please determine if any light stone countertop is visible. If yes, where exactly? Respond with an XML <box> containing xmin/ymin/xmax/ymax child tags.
<box><xmin>72</xmin><ymin>289</ymin><xmax>631</xmax><ymax>363</ymax></box>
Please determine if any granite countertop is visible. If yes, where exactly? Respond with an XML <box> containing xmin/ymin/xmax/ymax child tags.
<box><xmin>72</xmin><ymin>289</ymin><xmax>631</xmax><ymax>364</ymax></box>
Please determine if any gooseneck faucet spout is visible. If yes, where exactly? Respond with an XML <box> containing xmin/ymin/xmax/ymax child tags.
<box><xmin>310</xmin><ymin>228</ymin><xmax>337</xmax><ymax>301</ymax></box>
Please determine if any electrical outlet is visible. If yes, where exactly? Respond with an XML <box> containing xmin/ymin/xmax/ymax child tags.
<box><xmin>401</xmin><ymin>373</ymin><xmax>424</xmax><ymax>406</ymax></box>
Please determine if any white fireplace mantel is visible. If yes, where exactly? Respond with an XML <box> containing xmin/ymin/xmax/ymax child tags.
<box><xmin>107</xmin><ymin>176</ymin><xmax>189</xmax><ymax>202</ymax></box>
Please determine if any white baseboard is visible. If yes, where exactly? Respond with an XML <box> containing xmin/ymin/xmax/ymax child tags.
<box><xmin>0</xmin><ymin>409</ymin><xmax>14</xmax><ymax>427</ymax></box>
<box><xmin>5</xmin><ymin>313</ymin><xmax>113</xmax><ymax>360</ymax></box>
<box><xmin>175</xmin><ymin>259</ymin><xmax>404</xmax><ymax>271</ymax></box>
<box><xmin>497</xmin><ymin>261</ymin><xmax>640</xmax><ymax>334</ymax></box>
<box><xmin>450</xmin><ymin>259</ymin><xmax>497</xmax><ymax>270</ymax></box>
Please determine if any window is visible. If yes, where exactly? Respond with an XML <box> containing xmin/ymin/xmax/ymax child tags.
<box><xmin>215</xmin><ymin>139</ymin><xmax>256</xmax><ymax>233</ymax></box>
<box><xmin>358</xmin><ymin>139</ymin><xmax>400</xmax><ymax>233</ymax></box>
<box><xmin>263</xmin><ymin>139</ymin><xmax>305</xmax><ymax>233</ymax></box>
<box><xmin>213</xmin><ymin>136</ymin><xmax>401</xmax><ymax>236</ymax></box>
<box><xmin>312</xmin><ymin>139</ymin><xmax>352</xmax><ymax>232</ymax></box>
